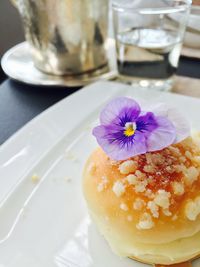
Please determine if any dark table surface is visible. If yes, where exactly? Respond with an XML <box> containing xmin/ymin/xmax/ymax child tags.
<box><xmin>0</xmin><ymin>56</ymin><xmax>200</xmax><ymax>146</ymax></box>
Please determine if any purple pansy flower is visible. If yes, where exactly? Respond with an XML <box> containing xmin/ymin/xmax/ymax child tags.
<box><xmin>93</xmin><ymin>97</ymin><xmax>190</xmax><ymax>161</ymax></box>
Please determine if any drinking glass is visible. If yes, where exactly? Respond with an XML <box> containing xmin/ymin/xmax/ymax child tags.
<box><xmin>112</xmin><ymin>0</ymin><xmax>191</xmax><ymax>91</ymax></box>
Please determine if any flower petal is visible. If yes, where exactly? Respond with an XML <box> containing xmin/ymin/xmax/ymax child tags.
<box><xmin>150</xmin><ymin>103</ymin><xmax>190</xmax><ymax>143</ymax></box>
<box><xmin>167</xmin><ymin>108</ymin><xmax>190</xmax><ymax>144</ymax></box>
<box><xmin>93</xmin><ymin>125</ymin><xmax>147</xmax><ymax>160</ymax></box>
<box><xmin>100</xmin><ymin>97</ymin><xmax>141</xmax><ymax>125</ymax></box>
<box><xmin>136</xmin><ymin>112</ymin><xmax>158</xmax><ymax>135</ymax></box>
<box><xmin>146</xmin><ymin>116</ymin><xmax>177</xmax><ymax>152</ymax></box>
<box><xmin>93</xmin><ymin>97</ymin><xmax>190</xmax><ymax>161</ymax></box>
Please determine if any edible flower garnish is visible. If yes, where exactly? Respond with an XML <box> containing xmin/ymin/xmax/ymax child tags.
<box><xmin>93</xmin><ymin>97</ymin><xmax>190</xmax><ymax>161</ymax></box>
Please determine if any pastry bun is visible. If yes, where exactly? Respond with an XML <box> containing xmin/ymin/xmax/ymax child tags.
<box><xmin>83</xmin><ymin>135</ymin><xmax>200</xmax><ymax>265</ymax></box>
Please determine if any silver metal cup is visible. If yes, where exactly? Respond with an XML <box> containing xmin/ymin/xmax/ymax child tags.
<box><xmin>13</xmin><ymin>0</ymin><xmax>109</xmax><ymax>76</ymax></box>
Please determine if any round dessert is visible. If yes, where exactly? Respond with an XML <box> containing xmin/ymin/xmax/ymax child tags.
<box><xmin>83</xmin><ymin>135</ymin><xmax>200</xmax><ymax>265</ymax></box>
<box><xmin>83</xmin><ymin>96</ymin><xmax>198</xmax><ymax>265</ymax></box>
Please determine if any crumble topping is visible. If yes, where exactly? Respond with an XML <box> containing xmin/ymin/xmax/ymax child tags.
<box><xmin>162</xmin><ymin>208</ymin><xmax>172</xmax><ymax>217</ymax></box>
<box><xmin>112</xmin><ymin>181</ymin><xmax>125</xmax><ymax>197</ymax></box>
<box><xmin>116</xmin><ymin>138</ymin><xmax>200</xmax><ymax>228</ymax></box>
<box><xmin>144</xmin><ymin>189</ymin><xmax>155</xmax><ymax>199</ymax></box>
<box><xmin>133</xmin><ymin>198</ymin><xmax>146</xmax><ymax>210</ymax></box>
<box><xmin>97</xmin><ymin>175</ymin><xmax>108</xmax><ymax>192</ymax></box>
<box><xmin>143</xmin><ymin>164</ymin><xmax>155</xmax><ymax>174</ymax></box>
<box><xmin>135</xmin><ymin>170</ymin><xmax>146</xmax><ymax>179</ymax></box>
<box><xmin>120</xmin><ymin>203</ymin><xmax>128</xmax><ymax>211</ymax></box>
<box><xmin>147</xmin><ymin>201</ymin><xmax>159</xmax><ymax>218</ymax></box>
<box><xmin>185</xmin><ymin>197</ymin><xmax>200</xmax><ymax>221</ymax></box>
<box><xmin>168</xmin><ymin>146</ymin><xmax>182</xmax><ymax>157</ymax></box>
<box><xmin>154</xmin><ymin>190</ymin><xmax>171</xmax><ymax>209</ymax></box>
<box><xmin>31</xmin><ymin>174</ymin><xmax>40</xmax><ymax>183</ymax></box>
<box><xmin>119</xmin><ymin>160</ymin><xmax>137</xmax><ymax>174</ymax></box>
<box><xmin>172</xmin><ymin>181</ymin><xmax>185</xmax><ymax>196</ymax></box>
<box><xmin>95</xmin><ymin>136</ymin><xmax>200</xmax><ymax>230</ymax></box>
<box><xmin>135</xmin><ymin>180</ymin><xmax>148</xmax><ymax>193</ymax></box>
<box><xmin>136</xmin><ymin>212</ymin><xmax>154</xmax><ymax>230</ymax></box>
<box><xmin>184</xmin><ymin>166</ymin><xmax>199</xmax><ymax>185</ymax></box>
<box><xmin>126</xmin><ymin>174</ymin><xmax>138</xmax><ymax>185</ymax></box>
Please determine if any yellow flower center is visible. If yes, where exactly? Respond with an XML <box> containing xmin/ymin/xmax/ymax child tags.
<box><xmin>124</xmin><ymin>122</ymin><xmax>136</xmax><ymax>137</ymax></box>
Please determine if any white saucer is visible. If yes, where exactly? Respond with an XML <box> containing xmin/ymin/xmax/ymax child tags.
<box><xmin>1</xmin><ymin>40</ymin><xmax>117</xmax><ymax>88</ymax></box>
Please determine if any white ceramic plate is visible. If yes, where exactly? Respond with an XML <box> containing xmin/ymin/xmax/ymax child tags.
<box><xmin>0</xmin><ymin>81</ymin><xmax>200</xmax><ymax>267</ymax></box>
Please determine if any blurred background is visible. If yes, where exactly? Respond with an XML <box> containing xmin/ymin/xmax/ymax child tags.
<box><xmin>0</xmin><ymin>1</ymin><xmax>199</xmax><ymax>149</ymax></box>
<box><xmin>0</xmin><ymin>0</ymin><xmax>24</xmax><ymax>58</ymax></box>
<box><xmin>0</xmin><ymin>1</ymin><xmax>24</xmax><ymax>82</ymax></box>
<box><xmin>0</xmin><ymin>0</ymin><xmax>199</xmax><ymax>86</ymax></box>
